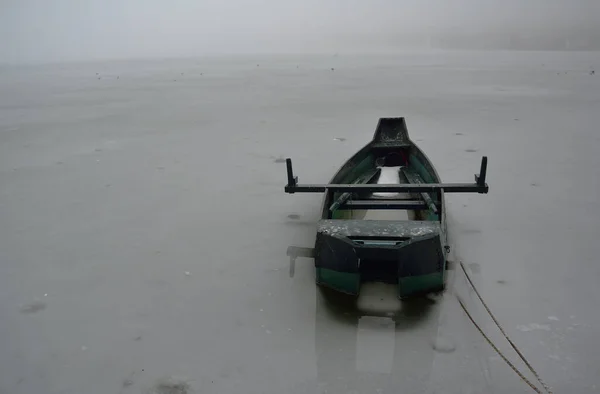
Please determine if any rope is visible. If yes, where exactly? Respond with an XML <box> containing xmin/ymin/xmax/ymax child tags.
<box><xmin>458</xmin><ymin>261</ymin><xmax>554</xmax><ymax>394</ymax></box>
<box><xmin>456</xmin><ymin>295</ymin><xmax>543</xmax><ymax>394</ymax></box>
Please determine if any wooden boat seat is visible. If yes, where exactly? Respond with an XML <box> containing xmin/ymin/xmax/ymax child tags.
<box><xmin>401</xmin><ymin>167</ymin><xmax>438</xmax><ymax>215</ymax></box>
<box><xmin>317</xmin><ymin>219</ymin><xmax>441</xmax><ymax>239</ymax></box>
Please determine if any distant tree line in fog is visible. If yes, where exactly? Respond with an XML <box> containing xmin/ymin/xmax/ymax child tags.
<box><xmin>438</xmin><ymin>29</ymin><xmax>600</xmax><ymax>51</ymax></box>
<box><xmin>415</xmin><ymin>26</ymin><xmax>600</xmax><ymax>51</ymax></box>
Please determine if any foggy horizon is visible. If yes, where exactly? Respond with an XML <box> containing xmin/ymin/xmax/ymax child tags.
<box><xmin>2</xmin><ymin>0</ymin><xmax>599</xmax><ymax>64</ymax></box>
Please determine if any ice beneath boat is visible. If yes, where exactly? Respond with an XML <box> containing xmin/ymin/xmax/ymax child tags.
<box><xmin>357</xmin><ymin>166</ymin><xmax>418</xmax><ymax>221</ymax></box>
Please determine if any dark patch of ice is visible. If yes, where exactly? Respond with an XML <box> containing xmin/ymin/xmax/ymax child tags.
<box><xmin>146</xmin><ymin>377</ymin><xmax>192</xmax><ymax>394</ymax></box>
<box><xmin>20</xmin><ymin>300</ymin><xmax>47</xmax><ymax>314</ymax></box>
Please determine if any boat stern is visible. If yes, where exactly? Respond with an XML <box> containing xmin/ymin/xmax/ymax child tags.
<box><xmin>314</xmin><ymin>219</ymin><xmax>447</xmax><ymax>298</ymax></box>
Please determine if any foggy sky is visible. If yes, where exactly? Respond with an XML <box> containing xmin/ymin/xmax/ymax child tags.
<box><xmin>1</xmin><ymin>0</ymin><xmax>598</xmax><ymax>64</ymax></box>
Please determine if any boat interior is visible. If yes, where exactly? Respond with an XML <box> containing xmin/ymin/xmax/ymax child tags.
<box><xmin>326</xmin><ymin>145</ymin><xmax>442</xmax><ymax>225</ymax></box>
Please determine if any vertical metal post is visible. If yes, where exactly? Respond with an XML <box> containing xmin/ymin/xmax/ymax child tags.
<box><xmin>477</xmin><ymin>156</ymin><xmax>488</xmax><ymax>187</ymax></box>
<box><xmin>286</xmin><ymin>158</ymin><xmax>298</xmax><ymax>190</ymax></box>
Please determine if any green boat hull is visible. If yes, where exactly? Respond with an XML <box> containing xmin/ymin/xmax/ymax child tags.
<box><xmin>316</xmin><ymin>268</ymin><xmax>446</xmax><ymax>298</ymax></box>
<box><xmin>284</xmin><ymin>117</ymin><xmax>489</xmax><ymax>299</ymax></box>
<box><xmin>314</xmin><ymin>118</ymin><xmax>447</xmax><ymax>299</ymax></box>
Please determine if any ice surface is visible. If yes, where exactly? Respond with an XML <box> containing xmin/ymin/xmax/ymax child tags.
<box><xmin>1</xmin><ymin>51</ymin><xmax>599</xmax><ymax>394</ymax></box>
<box><xmin>363</xmin><ymin>166</ymin><xmax>413</xmax><ymax>221</ymax></box>
<box><xmin>372</xmin><ymin>166</ymin><xmax>403</xmax><ymax>198</ymax></box>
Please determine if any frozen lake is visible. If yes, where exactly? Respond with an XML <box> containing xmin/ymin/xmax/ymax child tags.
<box><xmin>1</xmin><ymin>50</ymin><xmax>599</xmax><ymax>393</ymax></box>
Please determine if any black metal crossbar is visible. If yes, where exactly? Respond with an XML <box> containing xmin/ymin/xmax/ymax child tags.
<box><xmin>286</xmin><ymin>183</ymin><xmax>487</xmax><ymax>193</ymax></box>
<box><xmin>284</xmin><ymin>156</ymin><xmax>489</xmax><ymax>194</ymax></box>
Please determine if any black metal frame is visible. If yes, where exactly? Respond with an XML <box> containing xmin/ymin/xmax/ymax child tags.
<box><xmin>284</xmin><ymin>156</ymin><xmax>489</xmax><ymax>194</ymax></box>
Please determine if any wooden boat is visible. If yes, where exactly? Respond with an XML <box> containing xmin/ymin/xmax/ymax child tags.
<box><xmin>284</xmin><ymin>117</ymin><xmax>489</xmax><ymax>299</ymax></box>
